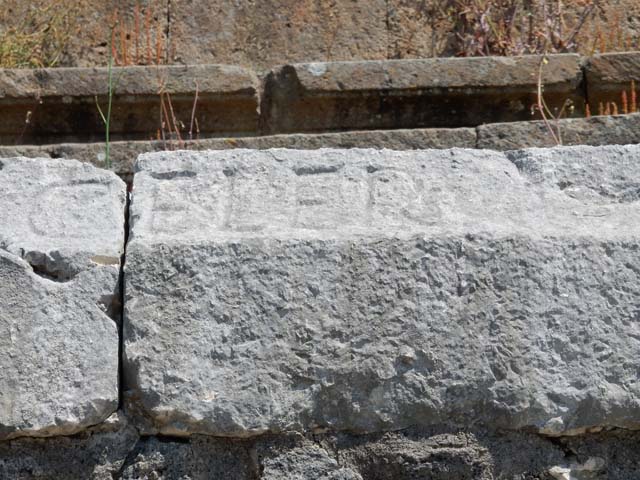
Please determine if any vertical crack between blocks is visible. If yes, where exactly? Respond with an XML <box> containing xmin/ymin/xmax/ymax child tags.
<box><xmin>117</xmin><ymin>189</ymin><xmax>131</xmax><ymax>410</ymax></box>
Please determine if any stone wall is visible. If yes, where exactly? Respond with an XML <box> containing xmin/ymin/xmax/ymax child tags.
<box><xmin>2</xmin><ymin>146</ymin><xmax>640</xmax><ymax>479</ymax></box>
<box><xmin>1</xmin><ymin>52</ymin><xmax>639</xmax><ymax>184</ymax></box>
<box><xmin>2</xmin><ymin>0</ymin><xmax>639</xmax><ymax>69</ymax></box>
<box><xmin>0</xmin><ymin>53</ymin><xmax>634</xmax><ymax>143</ymax></box>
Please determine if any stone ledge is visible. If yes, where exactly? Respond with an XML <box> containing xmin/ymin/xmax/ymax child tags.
<box><xmin>585</xmin><ymin>52</ymin><xmax>640</xmax><ymax>88</ymax></box>
<box><xmin>0</xmin><ymin>128</ymin><xmax>476</xmax><ymax>182</ymax></box>
<box><xmin>0</xmin><ymin>65</ymin><xmax>260</xmax><ymax>144</ymax></box>
<box><xmin>584</xmin><ymin>52</ymin><xmax>640</xmax><ymax>110</ymax></box>
<box><xmin>261</xmin><ymin>55</ymin><xmax>584</xmax><ymax>133</ymax></box>
<box><xmin>0</xmin><ymin>64</ymin><xmax>258</xmax><ymax>99</ymax></box>
<box><xmin>0</xmin><ymin>54</ymin><xmax>637</xmax><ymax>144</ymax></box>
<box><xmin>477</xmin><ymin>112</ymin><xmax>640</xmax><ymax>150</ymax></box>
<box><xmin>282</xmin><ymin>55</ymin><xmax>582</xmax><ymax>91</ymax></box>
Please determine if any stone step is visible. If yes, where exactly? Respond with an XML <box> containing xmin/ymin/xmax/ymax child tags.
<box><xmin>3</xmin><ymin>113</ymin><xmax>639</xmax><ymax>183</ymax></box>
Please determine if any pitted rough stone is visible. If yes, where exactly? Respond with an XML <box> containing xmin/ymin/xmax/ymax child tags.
<box><xmin>118</xmin><ymin>434</ymin><xmax>255</xmax><ymax>480</ymax></box>
<box><xmin>0</xmin><ymin>413</ymin><xmax>138</xmax><ymax>480</ymax></box>
<box><xmin>256</xmin><ymin>436</ymin><xmax>362</xmax><ymax>480</ymax></box>
<box><xmin>125</xmin><ymin>147</ymin><xmax>640</xmax><ymax>438</ymax></box>
<box><xmin>4</xmin><ymin>425</ymin><xmax>638</xmax><ymax>479</ymax></box>
<box><xmin>507</xmin><ymin>144</ymin><xmax>640</xmax><ymax>205</ymax></box>
<box><xmin>476</xmin><ymin>113</ymin><xmax>640</xmax><ymax>150</ymax></box>
<box><xmin>0</xmin><ymin>158</ymin><xmax>126</xmax><ymax>440</ymax></box>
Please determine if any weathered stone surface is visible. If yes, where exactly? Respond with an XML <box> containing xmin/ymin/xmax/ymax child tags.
<box><xmin>262</xmin><ymin>55</ymin><xmax>584</xmax><ymax>132</ymax></box>
<box><xmin>256</xmin><ymin>436</ymin><xmax>362</xmax><ymax>480</ymax></box>
<box><xmin>585</xmin><ymin>53</ymin><xmax>640</xmax><ymax>106</ymax></box>
<box><xmin>6</xmin><ymin>113</ymin><xmax>640</xmax><ymax>183</ymax></box>
<box><xmin>0</xmin><ymin>158</ymin><xmax>126</xmax><ymax>440</ymax></box>
<box><xmin>0</xmin><ymin>413</ymin><xmax>138</xmax><ymax>480</ymax></box>
<box><xmin>3</xmin><ymin>422</ymin><xmax>639</xmax><ymax>479</ymax></box>
<box><xmin>387</xmin><ymin>1</ymin><xmax>441</xmax><ymax>59</ymax></box>
<box><xmin>4</xmin><ymin>0</ymin><xmax>639</xmax><ymax>70</ymax></box>
<box><xmin>0</xmin><ymin>65</ymin><xmax>259</xmax><ymax>144</ymax></box>
<box><xmin>507</xmin><ymin>144</ymin><xmax>640</xmax><ymax>205</ymax></box>
<box><xmin>477</xmin><ymin>113</ymin><xmax>640</xmax><ymax>150</ymax></box>
<box><xmin>118</xmin><ymin>434</ymin><xmax>256</xmax><ymax>480</ymax></box>
<box><xmin>0</xmin><ymin>65</ymin><xmax>258</xmax><ymax>98</ymax></box>
<box><xmin>336</xmin><ymin>429</ymin><xmax>535</xmax><ymax>480</ymax></box>
<box><xmin>273</xmin><ymin>55</ymin><xmax>581</xmax><ymax>91</ymax></box>
<box><xmin>334</xmin><ymin>427</ymin><xmax>637</xmax><ymax>480</ymax></box>
<box><xmin>555</xmin><ymin>430</ymin><xmax>640</xmax><ymax>480</ymax></box>
<box><xmin>125</xmin><ymin>146</ymin><xmax>640</xmax><ymax>438</ymax></box>
<box><xmin>168</xmin><ymin>0</ymin><xmax>388</xmax><ymax>70</ymax></box>
<box><xmin>0</xmin><ymin>128</ymin><xmax>476</xmax><ymax>181</ymax></box>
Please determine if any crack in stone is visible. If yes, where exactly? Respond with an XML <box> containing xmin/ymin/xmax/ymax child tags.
<box><xmin>117</xmin><ymin>190</ymin><xmax>131</xmax><ymax>411</ymax></box>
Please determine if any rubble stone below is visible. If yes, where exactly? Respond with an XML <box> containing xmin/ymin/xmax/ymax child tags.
<box><xmin>2</xmin><ymin>422</ymin><xmax>639</xmax><ymax>479</ymax></box>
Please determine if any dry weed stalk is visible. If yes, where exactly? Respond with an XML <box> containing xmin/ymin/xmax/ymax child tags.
<box><xmin>189</xmin><ymin>82</ymin><xmax>200</xmax><ymax>141</ymax></box>
<box><xmin>156</xmin><ymin>77</ymin><xmax>200</xmax><ymax>150</ymax></box>
<box><xmin>110</xmin><ymin>2</ymin><xmax>166</xmax><ymax>66</ymax></box>
<box><xmin>587</xmin><ymin>81</ymin><xmax>638</xmax><ymax>118</ymax></box>
<box><xmin>590</xmin><ymin>8</ymin><xmax>637</xmax><ymax>54</ymax></box>
<box><xmin>531</xmin><ymin>56</ymin><xmax>574</xmax><ymax>145</ymax></box>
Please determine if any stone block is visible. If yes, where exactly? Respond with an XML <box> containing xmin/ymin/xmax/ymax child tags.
<box><xmin>476</xmin><ymin>113</ymin><xmax>640</xmax><ymax>150</ymax></box>
<box><xmin>0</xmin><ymin>158</ymin><xmax>126</xmax><ymax>440</ymax></box>
<box><xmin>262</xmin><ymin>55</ymin><xmax>584</xmax><ymax>133</ymax></box>
<box><xmin>124</xmin><ymin>147</ymin><xmax>640</xmax><ymax>438</ymax></box>
<box><xmin>585</xmin><ymin>53</ymin><xmax>640</xmax><ymax>108</ymax></box>
<box><xmin>0</xmin><ymin>65</ymin><xmax>259</xmax><ymax>144</ymax></box>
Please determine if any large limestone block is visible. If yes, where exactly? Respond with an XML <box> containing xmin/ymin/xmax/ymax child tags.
<box><xmin>125</xmin><ymin>146</ymin><xmax>640</xmax><ymax>438</ymax></box>
<box><xmin>0</xmin><ymin>158</ymin><xmax>126</xmax><ymax>440</ymax></box>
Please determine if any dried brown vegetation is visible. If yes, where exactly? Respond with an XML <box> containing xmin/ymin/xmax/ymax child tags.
<box><xmin>109</xmin><ymin>2</ymin><xmax>168</xmax><ymax>66</ymax></box>
<box><xmin>586</xmin><ymin>80</ymin><xmax>639</xmax><ymax>117</ymax></box>
<box><xmin>412</xmin><ymin>0</ymin><xmax>638</xmax><ymax>57</ymax></box>
<box><xmin>0</xmin><ymin>0</ymin><xmax>83</xmax><ymax>68</ymax></box>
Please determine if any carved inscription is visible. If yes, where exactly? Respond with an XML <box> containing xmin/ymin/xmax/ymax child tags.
<box><xmin>149</xmin><ymin>174</ymin><xmax>228</xmax><ymax>236</ymax></box>
<box><xmin>293</xmin><ymin>170</ymin><xmax>369</xmax><ymax>229</ymax></box>
<box><xmin>146</xmin><ymin>164</ymin><xmax>443</xmax><ymax>236</ymax></box>
<box><xmin>30</xmin><ymin>184</ymin><xmax>112</xmax><ymax>238</ymax></box>
<box><xmin>370</xmin><ymin>170</ymin><xmax>442</xmax><ymax>226</ymax></box>
<box><xmin>227</xmin><ymin>173</ymin><xmax>295</xmax><ymax>232</ymax></box>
